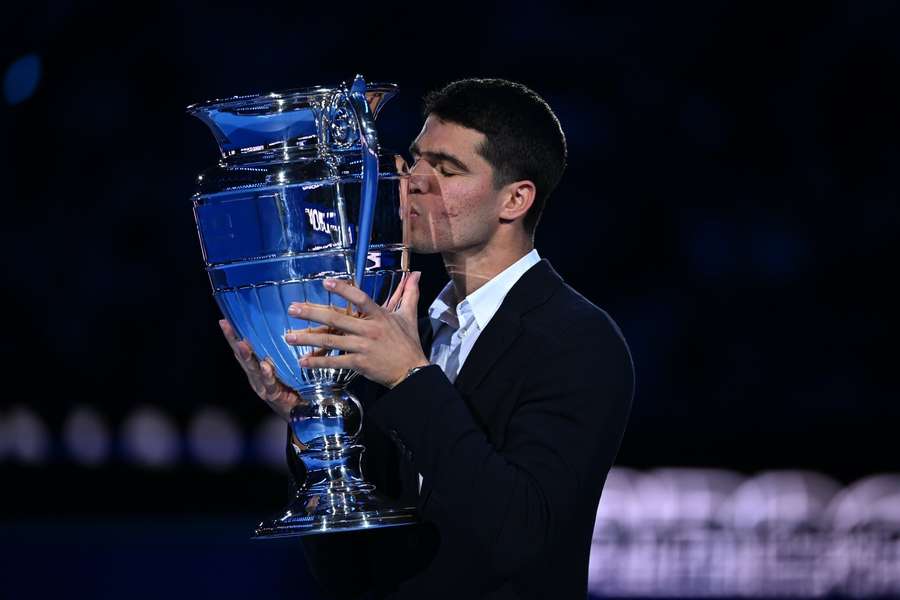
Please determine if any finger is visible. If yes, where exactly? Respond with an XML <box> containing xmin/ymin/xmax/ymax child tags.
<box><xmin>288</xmin><ymin>303</ymin><xmax>368</xmax><ymax>334</ymax></box>
<box><xmin>241</xmin><ymin>348</ymin><xmax>265</xmax><ymax>378</ymax></box>
<box><xmin>395</xmin><ymin>154</ymin><xmax>411</xmax><ymax>225</ymax></box>
<box><xmin>383</xmin><ymin>271</ymin><xmax>409</xmax><ymax>312</ymax></box>
<box><xmin>230</xmin><ymin>341</ymin><xmax>264</xmax><ymax>380</ymax></box>
<box><xmin>322</xmin><ymin>278</ymin><xmax>380</xmax><ymax>316</ymax></box>
<box><xmin>235</xmin><ymin>340</ymin><xmax>255</xmax><ymax>362</ymax></box>
<box><xmin>285</xmin><ymin>322</ymin><xmax>332</xmax><ymax>335</ymax></box>
<box><xmin>219</xmin><ymin>319</ymin><xmax>258</xmax><ymax>363</ymax></box>
<box><xmin>284</xmin><ymin>331</ymin><xmax>363</xmax><ymax>352</ymax></box>
<box><xmin>398</xmin><ymin>271</ymin><xmax>421</xmax><ymax>319</ymax></box>
<box><xmin>394</xmin><ymin>154</ymin><xmax>409</xmax><ymax>175</ymax></box>
<box><xmin>219</xmin><ymin>318</ymin><xmax>236</xmax><ymax>339</ymax></box>
<box><xmin>299</xmin><ymin>353</ymin><xmax>355</xmax><ymax>370</ymax></box>
<box><xmin>244</xmin><ymin>359</ymin><xmax>267</xmax><ymax>398</ymax></box>
<box><xmin>219</xmin><ymin>319</ymin><xmax>243</xmax><ymax>353</ymax></box>
<box><xmin>304</xmin><ymin>324</ymin><xmax>332</xmax><ymax>334</ymax></box>
<box><xmin>261</xmin><ymin>360</ymin><xmax>308</xmax><ymax>407</ymax></box>
<box><xmin>291</xmin><ymin>301</ymin><xmax>364</xmax><ymax>319</ymax></box>
<box><xmin>261</xmin><ymin>358</ymin><xmax>279</xmax><ymax>383</ymax></box>
<box><xmin>219</xmin><ymin>321</ymin><xmax>271</xmax><ymax>398</ymax></box>
<box><xmin>260</xmin><ymin>359</ymin><xmax>283</xmax><ymax>397</ymax></box>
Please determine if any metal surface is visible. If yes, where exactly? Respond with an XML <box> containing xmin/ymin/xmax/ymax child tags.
<box><xmin>189</xmin><ymin>75</ymin><xmax>416</xmax><ymax>538</ymax></box>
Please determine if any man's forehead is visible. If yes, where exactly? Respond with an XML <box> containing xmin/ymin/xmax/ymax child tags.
<box><xmin>412</xmin><ymin>115</ymin><xmax>485</xmax><ymax>154</ymax></box>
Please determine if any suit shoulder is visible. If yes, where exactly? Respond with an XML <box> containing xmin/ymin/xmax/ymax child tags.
<box><xmin>518</xmin><ymin>281</ymin><xmax>636</xmax><ymax>408</ymax></box>
<box><xmin>523</xmin><ymin>281</ymin><xmax>630</xmax><ymax>355</ymax></box>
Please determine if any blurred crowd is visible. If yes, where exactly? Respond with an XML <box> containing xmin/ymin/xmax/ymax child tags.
<box><xmin>590</xmin><ymin>468</ymin><xmax>900</xmax><ymax>597</ymax></box>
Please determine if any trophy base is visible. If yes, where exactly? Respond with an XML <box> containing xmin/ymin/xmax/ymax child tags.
<box><xmin>252</xmin><ymin>488</ymin><xmax>417</xmax><ymax>539</ymax></box>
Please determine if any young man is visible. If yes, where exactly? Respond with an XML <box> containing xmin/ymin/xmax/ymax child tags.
<box><xmin>219</xmin><ymin>78</ymin><xmax>634</xmax><ymax>599</ymax></box>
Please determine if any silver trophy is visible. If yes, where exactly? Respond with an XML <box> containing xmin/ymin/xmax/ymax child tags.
<box><xmin>188</xmin><ymin>75</ymin><xmax>417</xmax><ymax>537</ymax></box>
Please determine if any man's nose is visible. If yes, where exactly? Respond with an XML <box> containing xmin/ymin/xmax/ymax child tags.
<box><xmin>407</xmin><ymin>161</ymin><xmax>434</xmax><ymax>195</ymax></box>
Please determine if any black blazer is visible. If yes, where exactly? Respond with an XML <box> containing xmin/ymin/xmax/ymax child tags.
<box><xmin>288</xmin><ymin>258</ymin><xmax>634</xmax><ymax>599</ymax></box>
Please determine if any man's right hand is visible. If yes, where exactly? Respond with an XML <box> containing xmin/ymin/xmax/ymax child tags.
<box><xmin>216</xmin><ymin>272</ymin><xmax>412</xmax><ymax>423</ymax></box>
<box><xmin>218</xmin><ymin>318</ymin><xmax>303</xmax><ymax>423</ymax></box>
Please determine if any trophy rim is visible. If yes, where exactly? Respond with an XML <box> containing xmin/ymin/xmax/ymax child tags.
<box><xmin>185</xmin><ymin>82</ymin><xmax>399</xmax><ymax>115</ymax></box>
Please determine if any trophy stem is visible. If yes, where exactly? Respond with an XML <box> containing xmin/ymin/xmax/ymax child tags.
<box><xmin>252</xmin><ymin>387</ymin><xmax>417</xmax><ymax>538</ymax></box>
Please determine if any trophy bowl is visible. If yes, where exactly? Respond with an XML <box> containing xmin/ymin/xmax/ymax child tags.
<box><xmin>188</xmin><ymin>75</ymin><xmax>417</xmax><ymax>537</ymax></box>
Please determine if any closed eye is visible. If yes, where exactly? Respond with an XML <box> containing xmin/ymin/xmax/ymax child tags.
<box><xmin>408</xmin><ymin>144</ymin><xmax>470</xmax><ymax>174</ymax></box>
<box><xmin>412</xmin><ymin>157</ymin><xmax>457</xmax><ymax>177</ymax></box>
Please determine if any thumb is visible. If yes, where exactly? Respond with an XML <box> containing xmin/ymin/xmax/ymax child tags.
<box><xmin>398</xmin><ymin>271</ymin><xmax>421</xmax><ymax>319</ymax></box>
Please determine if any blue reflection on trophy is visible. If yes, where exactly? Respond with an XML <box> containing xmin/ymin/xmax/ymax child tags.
<box><xmin>188</xmin><ymin>75</ymin><xmax>416</xmax><ymax>537</ymax></box>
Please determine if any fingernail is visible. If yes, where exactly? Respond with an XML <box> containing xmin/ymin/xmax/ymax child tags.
<box><xmin>285</xmin><ymin>333</ymin><xmax>297</xmax><ymax>343</ymax></box>
<box><xmin>300</xmin><ymin>358</ymin><xmax>309</xmax><ymax>366</ymax></box>
<box><xmin>324</xmin><ymin>279</ymin><xmax>336</xmax><ymax>289</ymax></box>
<box><xmin>288</xmin><ymin>304</ymin><xmax>302</xmax><ymax>316</ymax></box>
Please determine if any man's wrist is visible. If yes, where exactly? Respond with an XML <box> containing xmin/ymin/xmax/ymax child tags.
<box><xmin>389</xmin><ymin>362</ymin><xmax>432</xmax><ymax>389</ymax></box>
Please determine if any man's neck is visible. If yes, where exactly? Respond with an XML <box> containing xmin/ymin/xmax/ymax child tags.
<box><xmin>441</xmin><ymin>237</ymin><xmax>534</xmax><ymax>304</ymax></box>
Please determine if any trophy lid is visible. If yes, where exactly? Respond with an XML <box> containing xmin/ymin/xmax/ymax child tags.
<box><xmin>187</xmin><ymin>80</ymin><xmax>398</xmax><ymax>160</ymax></box>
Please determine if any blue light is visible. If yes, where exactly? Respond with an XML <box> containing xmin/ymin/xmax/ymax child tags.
<box><xmin>750</xmin><ymin>226</ymin><xmax>810</xmax><ymax>279</ymax></box>
<box><xmin>4</xmin><ymin>54</ymin><xmax>42</xmax><ymax>106</ymax></box>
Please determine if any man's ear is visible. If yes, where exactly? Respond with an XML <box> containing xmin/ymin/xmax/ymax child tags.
<box><xmin>498</xmin><ymin>180</ymin><xmax>536</xmax><ymax>223</ymax></box>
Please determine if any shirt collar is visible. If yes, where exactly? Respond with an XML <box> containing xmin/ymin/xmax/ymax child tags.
<box><xmin>427</xmin><ymin>248</ymin><xmax>541</xmax><ymax>335</ymax></box>
<box><xmin>428</xmin><ymin>279</ymin><xmax>460</xmax><ymax>331</ymax></box>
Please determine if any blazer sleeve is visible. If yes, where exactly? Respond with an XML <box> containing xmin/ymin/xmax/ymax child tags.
<box><xmin>367</xmin><ymin>322</ymin><xmax>634</xmax><ymax>579</ymax></box>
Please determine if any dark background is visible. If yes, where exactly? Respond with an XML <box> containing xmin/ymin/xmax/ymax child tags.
<box><xmin>2</xmin><ymin>1</ymin><xmax>898</xmax><ymax>598</ymax></box>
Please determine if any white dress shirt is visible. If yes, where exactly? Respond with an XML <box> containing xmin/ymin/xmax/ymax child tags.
<box><xmin>416</xmin><ymin>248</ymin><xmax>541</xmax><ymax>493</ymax></box>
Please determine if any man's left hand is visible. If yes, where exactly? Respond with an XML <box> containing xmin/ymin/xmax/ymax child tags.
<box><xmin>284</xmin><ymin>272</ymin><xmax>430</xmax><ymax>389</ymax></box>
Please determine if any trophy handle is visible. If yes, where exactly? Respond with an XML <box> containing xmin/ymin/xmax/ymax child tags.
<box><xmin>346</xmin><ymin>74</ymin><xmax>380</xmax><ymax>289</ymax></box>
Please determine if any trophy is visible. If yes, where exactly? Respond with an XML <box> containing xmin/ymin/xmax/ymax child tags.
<box><xmin>187</xmin><ymin>75</ymin><xmax>417</xmax><ymax>537</ymax></box>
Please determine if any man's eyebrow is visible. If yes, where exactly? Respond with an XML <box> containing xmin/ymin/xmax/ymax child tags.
<box><xmin>408</xmin><ymin>142</ymin><xmax>470</xmax><ymax>172</ymax></box>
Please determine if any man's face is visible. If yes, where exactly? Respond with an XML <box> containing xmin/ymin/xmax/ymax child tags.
<box><xmin>404</xmin><ymin>115</ymin><xmax>502</xmax><ymax>255</ymax></box>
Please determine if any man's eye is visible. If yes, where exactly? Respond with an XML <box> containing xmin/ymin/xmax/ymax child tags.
<box><xmin>439</xmin><ymin>168</ymin><xmax>456</xmax><ymax>177</ymax></box>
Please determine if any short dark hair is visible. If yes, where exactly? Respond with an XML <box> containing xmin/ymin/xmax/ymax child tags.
<box><xmin>422</xmin><ymin>78</ymin><xmax>567</xmax><ymax>238</ymax></box>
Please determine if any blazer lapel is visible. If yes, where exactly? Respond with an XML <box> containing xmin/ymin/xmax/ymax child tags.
<box><xmin>451</xmin><ymin>308</ymin><xmax>521</xmax><ymax>398</ymax></box>
<box><xmin>418</xmin><ymin>314</ymin><xmax>435</xmax><ymax>354</ymax></box>
<box><xmin>453</xmin><ymin>258</ymin><xmax>562</xmax><ymax>397</ymax></box>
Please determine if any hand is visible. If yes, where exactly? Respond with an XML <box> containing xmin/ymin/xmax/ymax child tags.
<box><xmin>218</xmin><ymin>318</ymin><xmax>305</xmax><ymax>422</ymax></box>
<box><xmin>284</xmin><ymin>272</ymin><xmax>430</xmax><ymax>389</ymax></box>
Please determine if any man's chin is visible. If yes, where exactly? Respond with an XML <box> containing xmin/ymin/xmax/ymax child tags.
<box><xmin>408</xmin><ymin>242</ymin><xmax>441</xmax><ymax>255</ymax></box>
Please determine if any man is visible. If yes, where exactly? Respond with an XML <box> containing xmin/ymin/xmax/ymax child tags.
<box><xmin>219</xmin><ymin>78</ymin><xmax>634</xmax><ymax>599</ymax></box>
